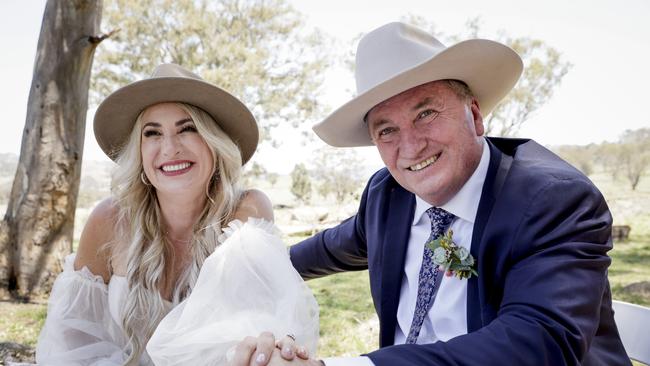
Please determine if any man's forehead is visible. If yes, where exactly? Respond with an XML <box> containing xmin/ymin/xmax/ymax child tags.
<box><xmin>367</xmin><ymin>81</ymin><xmax>450</xmax><ymax>119</ymax></box>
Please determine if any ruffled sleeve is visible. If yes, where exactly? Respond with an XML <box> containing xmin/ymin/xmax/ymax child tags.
<box><xmin>35</xmin><ymin>254</ymin><xmax>127</xmax><ymax>366</ymax></box>
<box><xmin>147</xmin><ymin>218</ymin><xmax>319</xmax><ymax>366</ymax></box>
<box><xmin>216</xmin><ymin>217</ymin><xmax>281</xmax><ymax>244</ymax></box>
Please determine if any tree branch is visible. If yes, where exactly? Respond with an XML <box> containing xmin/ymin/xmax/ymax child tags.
<box><xmin>88</xmin><ymin>28</ymin><xmax>120</xmax><ymax>44</ymax></box>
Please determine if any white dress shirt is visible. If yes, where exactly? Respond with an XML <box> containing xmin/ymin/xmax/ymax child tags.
<box><xmin>324</xmin><ymin>140</ymin><xmax>490</xmax><ymax>366</ymax></box>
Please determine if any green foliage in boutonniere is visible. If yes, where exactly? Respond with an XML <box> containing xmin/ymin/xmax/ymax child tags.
<box><xmin>426</xmin><ymin>230</ymin><xmax>478</xmax><ymax>279</ymax></box>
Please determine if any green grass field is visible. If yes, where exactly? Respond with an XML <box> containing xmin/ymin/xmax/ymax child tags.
<box><xmin>0</xmin><ymin>300</ymin><xmax>46</xmax><ymax>348</ymax></box>
<box><xmin>609</xmin><ymin>232</ymin><xmax>650</xmax><ymax>306</ymax></box>
<box><xmin>309</xmin><ymin>271</ymin><xmax>378</xmax><ymax>356</ymax></box>
<box><xmin>596</xmin><ymin>170</ymin><xmax>650</xmax><ymax>308</ymax></box>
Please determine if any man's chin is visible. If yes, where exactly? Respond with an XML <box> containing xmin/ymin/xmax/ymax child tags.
<box><xmin>408</xmin><ymin>186</ymin><xmax>439</xmax><ymax>204</ymax></box>
<box><xmin>407</xmin><ymin>184</ymin><xmax>445</xmax><ymax>203</ymax></box>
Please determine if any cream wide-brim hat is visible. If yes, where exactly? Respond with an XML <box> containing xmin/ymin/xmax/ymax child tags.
<box><xmin>313</xmin><ymin>22</ymin><xmax>524</xmax><ymax>147</ymax></box>
<box><xmin>93</xmin><ymin>63</ymin><xmax>259</xmax><ymax>164</ymax></box>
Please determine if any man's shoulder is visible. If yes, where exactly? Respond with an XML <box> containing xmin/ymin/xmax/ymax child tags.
<box><xmin>490</xmin><ymin>137</ymin><xmax>592</xmax><ymax>183</ymax></box>
<box><xmin>489</xmin><ymin>137</ymin><xmax>602</xmax><ymax>200</ymax></box>
<box><xmin>366</xmin><ymin>167</ymin><xmax>407</xmax><ymax>193</ymax></box>
<box><xmin>358</xmin><ymin>168</ymin><xmax>414</xmax><ymax>209</ymax></box>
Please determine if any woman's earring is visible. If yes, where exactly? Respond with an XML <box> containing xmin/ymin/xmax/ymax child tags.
<box><xmin>140</xmin><ymin>171</ymin><xmax>151</xmax><ymax>186</ymax></box>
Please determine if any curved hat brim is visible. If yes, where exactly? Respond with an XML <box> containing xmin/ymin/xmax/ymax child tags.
<box><xmin>313</xmin><ymin>39</ymin><xmax>523</xmax><ymax>147</ymax></box>
<box><xmin>94</xmin><ymin>76</ymin><xmax>258</xmax><ymax>164</ymax></box>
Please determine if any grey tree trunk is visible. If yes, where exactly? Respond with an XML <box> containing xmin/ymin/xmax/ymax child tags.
<box><xmin>0</xmin><ymin>0</ymin><xmax>104</xmax><ymax>298</ymax></box>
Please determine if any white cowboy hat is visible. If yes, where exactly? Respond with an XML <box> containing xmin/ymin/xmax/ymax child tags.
<box><xmin>313</xmin><ymin>22</ymin><xmax>523</xmax><ymax>147</ymax></box>
<box><xmin>94</xmin><ymin>63</ymin><xmax>259</xmax><ymax>164</ymax></box>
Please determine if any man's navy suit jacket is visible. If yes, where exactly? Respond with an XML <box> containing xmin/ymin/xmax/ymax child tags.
<box><xmin>290</xmin><ymin>137</ymin><xmax>630</xmax><ymax>365</ymax></box>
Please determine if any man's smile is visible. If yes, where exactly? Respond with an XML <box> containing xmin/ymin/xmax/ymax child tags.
<box><xmin>407</xmin><ymin>153</ymin><xmax>441</xmax><ymax>172</ymax></box>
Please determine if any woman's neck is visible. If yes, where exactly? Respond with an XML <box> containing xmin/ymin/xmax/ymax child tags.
<box><xmin>156</xmin><ymin>191</ymin><xmax>207</xmax><ymax>242</ymax></box>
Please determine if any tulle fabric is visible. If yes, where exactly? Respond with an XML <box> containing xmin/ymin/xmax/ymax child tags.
<box><xmin>35</xmin><ymin>219</ymin><xmax>318</xmax><ymax>366</ymax></box>
<box><xmin>146</xmin><ymin>218</ymin><xmax>319</xmax><ymax>365</ymax></box>
<box><xmin>35</xmin><ymin>255</ymin><xmax>128</xmax><ymax>366</ymax></box>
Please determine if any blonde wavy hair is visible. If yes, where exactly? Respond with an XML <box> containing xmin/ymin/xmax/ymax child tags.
<box><xmin>110</xmin><ymin>102</ymin><xmax>244</xmax><ymax>365</ymax></box>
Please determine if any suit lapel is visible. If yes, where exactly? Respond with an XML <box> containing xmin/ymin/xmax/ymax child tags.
<box><xmin>467</xmin><ymin>138</ymin><xmax>513</xmax><ymax>332</ymax></box>
<box><xmin>379</xmin><ymin>184</ymin><xmax>415</xmax><ymax>347</ymax></box>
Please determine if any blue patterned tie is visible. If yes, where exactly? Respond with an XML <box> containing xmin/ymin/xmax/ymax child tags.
<box><xmin>406</xmin><ymin>207</ymin><xmax>455</xmax><ymax>344</ymax></box>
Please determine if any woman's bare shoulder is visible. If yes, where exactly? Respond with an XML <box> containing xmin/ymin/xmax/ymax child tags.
<box><xmin>74</xmin><ymin>197</ymin><xmax>120</xmax><ymax>282</ymax></box>
<box><xmin>233</xmin><ymin>189</ymin><xmax>274</xmax><ymax>222</ymax></box>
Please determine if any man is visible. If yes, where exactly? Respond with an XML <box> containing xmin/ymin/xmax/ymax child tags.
<box><xmin>233</xmin><ymin>22</ymin><xmax>630</xmax><ymax>366</ymax></box>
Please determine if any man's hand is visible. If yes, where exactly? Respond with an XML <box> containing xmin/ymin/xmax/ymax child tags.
<box><xmin>228</xmin><ymin>332</ymin><xmax>312</xmax><ymax>366</ymax></box>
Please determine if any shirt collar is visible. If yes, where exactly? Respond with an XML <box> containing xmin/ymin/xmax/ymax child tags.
<box><xmin>412</xmin><ymin>139</ymin><xmax>490</xmax><ymax>226</ymax></box>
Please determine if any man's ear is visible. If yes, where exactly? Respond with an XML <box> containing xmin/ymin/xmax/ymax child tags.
<box><xmin>470</xmin><ymin>98</ymin><xmax>485</xmax><ymax>136</ymax></box>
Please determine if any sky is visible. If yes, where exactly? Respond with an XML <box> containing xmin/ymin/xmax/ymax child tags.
<box><xmin>1</xmin><ymin>0</ymin><xmax>649</xmax><ymax>174</ymax></box>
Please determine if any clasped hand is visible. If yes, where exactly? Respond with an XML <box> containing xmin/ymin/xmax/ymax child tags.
<box><xmin>228</xmin><ymin>332</ymin><xmax>322</xmax><ymax>366</ymax></box>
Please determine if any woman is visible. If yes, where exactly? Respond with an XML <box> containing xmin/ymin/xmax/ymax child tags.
<box><xmin>35</xmin><ymin>64</ymin><xmax>318</xmax><ymax>365</ymax></box>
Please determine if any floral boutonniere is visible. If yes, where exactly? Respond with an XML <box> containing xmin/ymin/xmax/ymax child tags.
<box><xmin>426</xmin><ymin>230</ymin><xmax>478</xmax><ymax>279</ymax></box>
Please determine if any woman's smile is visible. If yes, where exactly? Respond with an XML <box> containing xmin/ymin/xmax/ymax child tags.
<box><xmin>159</xmin><ymin>160</ymin><xmax>195</xmax><ymax>176</ymax></box>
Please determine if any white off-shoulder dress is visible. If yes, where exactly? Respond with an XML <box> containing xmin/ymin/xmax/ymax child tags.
<box><xmin>35</xmin><ymin>219</ymin><xmax>319</xmax><ymax>366</ymax></box>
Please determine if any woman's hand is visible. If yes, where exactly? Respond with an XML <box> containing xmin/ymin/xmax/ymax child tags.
<box><xmin>229</xmin><ymin>332</ymin><xmax>310</xmax><ymax>366</ymax></box>
<box><xmin>275</xmin><ymin>333</ymin><xmax>310</xmax><ymax>361</ymax></box>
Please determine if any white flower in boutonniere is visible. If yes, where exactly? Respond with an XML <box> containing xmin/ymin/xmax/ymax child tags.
<box><xmin>426</xmin><ymin>230</ymin><xmax>478</xmax><ymax>279</ymax></box>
